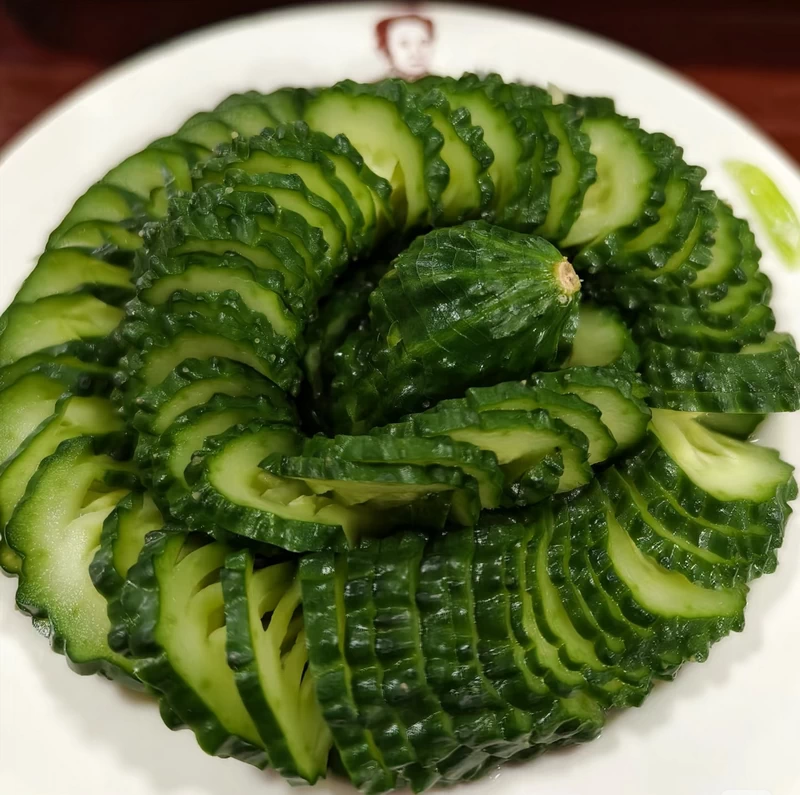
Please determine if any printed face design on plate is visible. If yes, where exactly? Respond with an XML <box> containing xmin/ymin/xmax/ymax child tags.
<box><xmin>376</xmin><ymin>13</ymin><xmax>435</xmax><ymax>79</ymax></box>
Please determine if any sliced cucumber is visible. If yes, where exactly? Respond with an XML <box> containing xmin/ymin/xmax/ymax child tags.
<box><xmin>119</xmin><ymin>532</ymin><xmax>269</xmax><ymax>766</ymax></box>
<box><xmin>222</xmin><ymin>551</ymin><xmax>332</xmax><ymax>784</ymax></box>
<box><xmin>565</xmin><ymin>303</ymin><xmax>640</xmax><ymax>369</ymax></box>
<box><xmin>6</xmin><ymin>437</ymin><xmax>135</xmax><ymax>678</ymax></box>
<box><xmin>649</xmin><ymin>409</ymin><xmax>793</xmax><ymax>504</ymax></box>
<box><xmin>0</xmin><ymin>294</ymin><xmax>123</xmax><ymax>368</ymax></box>
<box><xmin>303</xmin><ymin>79</ymin><xmax>446</xmax><ymax>230</ymax></box>
<box><xmin>529</xmin><ymin>366</ymin><xmax>651</xmax><ymax>453</ymax></box>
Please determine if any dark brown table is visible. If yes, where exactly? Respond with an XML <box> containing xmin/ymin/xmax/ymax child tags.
<box><xmin>2</xmin><ymin>0</ymin><xmax>800</xmax><ymax>162</ymax></box>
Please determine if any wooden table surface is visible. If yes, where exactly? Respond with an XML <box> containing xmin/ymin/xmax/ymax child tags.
<box><xmin>2</xmin><ymin>0</ymin><xmax>800</xmax><ymax>163</ymax></box>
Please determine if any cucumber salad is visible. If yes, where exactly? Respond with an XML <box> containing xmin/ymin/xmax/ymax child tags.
<box><xmin>1</xmin><ymin>74</ymin><xmax>798</xmax><ymax>791</ymax></box>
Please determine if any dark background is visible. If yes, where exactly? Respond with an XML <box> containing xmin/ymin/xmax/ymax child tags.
<box><xmin>2</xmin><ymin>0</ymin><xmax>800</xmax><ymax>159</ymax></box>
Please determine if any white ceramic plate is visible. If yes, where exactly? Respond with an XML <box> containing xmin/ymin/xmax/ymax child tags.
<box><xmin>1</xmin><ymin>4</ymin><xmax>798</xmax><ymax>795</ymax></box>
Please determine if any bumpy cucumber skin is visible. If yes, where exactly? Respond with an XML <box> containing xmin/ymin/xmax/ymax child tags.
<box><xmin>178</xmin><ymin>421</ymin><xmax>354</xmax><ymax>553</ymax></box>
<box><xmin>117</xmin><ymin>293</ymin><xmax>303</xmax><ymax>407</ymax></box>
<box><xmin>117</xmin><ymin>530</ymin><xmax>270</xmax><ymax>767</ymax></box>
<box><xmin>299</xmin><ymin>552</ymin><xmax>399</xmax><ymax>794</ymax></box>
<box><xmin>641</xmin><ymin>335</ymin><xmax>800</xmax><ymax>412</ymax></box>
<box><xmin>7</xmin><ymin>437</ymin><xmax>139</xmax><ymax>683</ymax></box>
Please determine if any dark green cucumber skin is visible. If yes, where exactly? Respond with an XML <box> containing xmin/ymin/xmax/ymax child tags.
<box><xmin>116</xmin><ymin>530</ymin><xmax>269</xmax><ymax>767</ymax></box>
<box><xmin>331</xmin><ymin>222</ymin><xmax>580</xmax><ymax>433</ymax></box>
<box><xmin>299</xmin><ymin>552</ymin><xmax>398</xmax><ymax>794</ymax></box>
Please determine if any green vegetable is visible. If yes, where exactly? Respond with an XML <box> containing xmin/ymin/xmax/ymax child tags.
<box><xmin>332</xmin><ymin>222</ymin><xmax>581</xmax><ymax>432</ymax></box>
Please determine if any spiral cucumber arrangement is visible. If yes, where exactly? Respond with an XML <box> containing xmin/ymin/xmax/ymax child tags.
<box><xmin>1</xmin><ymin>73</ymin><xmax>798</xmax><ymax>791</ymax></box>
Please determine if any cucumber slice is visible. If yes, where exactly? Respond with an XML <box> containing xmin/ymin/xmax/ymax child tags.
<box><xmin>180</xmin><ymin>421</ymin><xmax>384</xmax><ymax>552</ymax></box>
<box><xmin>635</xmin><ymin>301</ymin><xmax>774</xmax><ymax>352</ymax></box>
<box><xmin>304</xmin><ymin>79</ymin><xmax>447</xmax><ymax>230</ymax></box>
<box><xmin>525</xmin><ymin>504</ymin><xmax>652</xmax><ymax>706</ymax></box>
<box><xmin>211</xmin><ymin>94</ymin><xmax>278</xmax><ymax>136</ymax></box>
<box><xmin>565</xmin><ymin>303</ymin><xmax>640</xmax><ymax>369</ymax></box>
<box><xmin>118</xmin><ymin>294</ymin><xmax>302</xmax><ymax>401</ymax></box>
<box><xmin>49</xmin><ymin>220</ymin><xmax>144</xmax><ymax>263</ymax></box>
<box><xmin>537</xmin><ymin>104</ymin><xmax>597</xmax><ymax>241</ymax></box>
<box><xmin>696</xmin><ymin>412</ymin><xmax>764</xmax><ymax>439</ymax></box>
<box><xmin>399</xmin><ymin>406</ymin><xmax>591</xmax><ymax>498</ymax></box>
<box><xmin>411</xmin><ymin>87</ymin><xmax>494</xmax><ymax>224</ymax></box>
<box><xmin>0</xmin><ymin>372</ymin><xmax>76</xmax><ymax>466</ymax></box>
<box><xmin>264</xmin><ymin>454</ymin><xmax>479</xmax><ymax>528</ymax></box>
<box><xmin>340</xmin><ymin>538</ymin><xmax>423</xmax><ymax>784</ymax></box>
<box><xmin>0</xmin><ymin>294</ymin><xmax>123</xmax><ymax>368</ymax></box>
<box><xmin>642</xmin><ymin>332</ymin><xmax>800</xmax><ymax>413</ymax></box>
<box><xmin>6</xmin><ymin>437</ymin><xmax>136</xmax><ymax>679</ymax></box>
<box><xmin>130</xmin><ymin>357</ymin><xmax>295</xmax><ymax>438</ymax></box>
<box><xmin>15</xmin><ymin>249</ymin><xmax>133</xmax><ymax>305</ymax></box>
<box><xmin>299</xmin><ymin>552</ymin><xmax>398</xmax><ymax>793</ymax></box>
<box><xmin>529</xmin><ymin>366</ymin><xmax>651</xmax><ymax>453</ymax></box>
<box><xmin>119</xmin><ymin>532</ymin><xmax>269</xmax><ymax>766</ymax></box>
<box><xmin>602</xmin><ymin>467</ymin><xmax>754</xmax><ymax>589</ymax></box>
<box><xmin>137</xmin><ymin>251</ymin><xmax>300</xmax><ymax>341</ymax></box>
<box><xmin>419</xmin><ymin>527</ymin><xmax>534</xmax><ymax>757</ymax></box>
<box><xmin>90</xmin><ymin>491</ymin><xmax>164</xmax><ymax>654</ymax></box>
<box><xmin>463</xmin><ymin>382</ymin><xmax>616</xmax><ymax>465</ymax></box>
<box><xmin>304</xmin><ymin>433</ymin><xmax>504</xmax><ymax>510</ymax></box>
<box><xmin>415</xmin><ymin>74</ymin><xmax>538</xmax><ymax>226</ymax></box>
<box><xmin>649</xmin><ymin>409</ymin><xmax>794</xmax><ymax>504</ymax></box>
<box><xmin>0</xmin><ymin>395</ymin><xmax>125</xmax><ymax>528</ymax></box>
<box><xmin>145</xmin><ymin>394</ymin><xmax>289</xmax><ymax>505</ymax></box>
<box><xmin>222</xmin><ymin>551</ymin><xmax>332</xmax><ymax>784</ymax></box>
<box><xmin>561</xmin><ymin>108</ymin><xmax>671</xmax><ymax>257</ymax></box>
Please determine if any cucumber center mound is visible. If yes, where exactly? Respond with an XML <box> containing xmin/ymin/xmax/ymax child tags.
<box><xmin>0</xmin><ymin>73</ymin><xmax>798</xmax><ymax>794</ymax></box>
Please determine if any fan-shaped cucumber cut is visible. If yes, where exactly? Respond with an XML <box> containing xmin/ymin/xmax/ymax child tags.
<box><xmin>339</xmin><ymin>539</ymin><xmax>424</xmax><ymax>785</ymax></box>
<box><xmin>523</xmin><ymin>505</ymin><xmax>653</xmax><ymax>706</ymax></box>
<box><xmin>14</xmin><ymin>249</ymin><xmax>134</xmax><ymax>305</ymax></box>
<box><xmin>6</xmin><ymin>437</ymin><xmax>136</xmax><ymax>679</ymax></box>
<box><xmin>414</xmin><ymin>74</ymin><xmax>539</xmax><ymax>227</ymax></box>
<box><xmin>618</xmin><ymin>451</ymin><xmax>786</xmax><ymax>575</ymax></box>
<box><xmin>119</xmin><ymin>531</ymin><xmax>270</xmax><ymax>766</ymax></box>
<box><xmin>264</xmin><ymin>454</ymin><xmax>480</xmax><ymax>528</ymax></box>
<box><xmin>118</xmin><ymin>294</ymin><xmax>303</xmax><ymax>401</ymax></box>
<box><xmin>410</xmin><ymin>87</ymin><xmax>494</xmax><ymax>224</ymax></box>
<box><xmin>462</xmin><ymin>382</ymin><xmax>616</xmax><ymax>465</ymax></box>
<box><xmin>180</xmin><ymin>421</ymin><xmax>391</xmax><ymax>552</ymax></box>
<box><xmin>649</xmin><ymin>409</ymin><xmax>793</xmax><ymax>504</ymax></box>
<box><xmin>137</xmin><ymin>251</ymin><xmax>300</xmax><ymax>341</ymax></box>
<box><xmin>149</xmin><ymin>184</ymin><xmax>321</xmax><ymax>306</ymax></box>
<box><xmin>576</xmin><ymin>482</ymin><xmax>748</xmax><ymax>666</ymax></box>
<box><xmin>537</xmin><ymin>104</ymin><xmax>598</xmax><ymax>241</ymax></box>
<box><xmin>221</xmin><ymin>551</ymin><xmax>332</xmax><ymax>783</ymax></box>
<box><xmin>300</xmin><ymin>551</ymin><xmax>399</xmax><ymax>793</ymax></box>
<box><xmin>471</xmin><ymin>515</ymin><xmax>608</xmax><ymax>741</ymax></box>
<box><xmin>561</xmin><ymin>109</ymin><xmax>671</xmax><ymax>257</ymax></box>
<box><xmin>303</xmin><ymin>433</ymin><xmax>504</xmax><ymax>510</ymax></box>
<box><xmin>601</xmin><ymin>467</ymin><xmax>756</xmax><ymax>588</ymax></box>
<box><xmin>529</xmin><ymin>366</ymin><xmax>650</xmax><ymax>453</ymax></box>
<box><xmin>0</xmin><ymin>294</ymin><xmax>123</xmax><ymax>368</ymax></box>
<box><xmin>303</xmin><ymin>79</ymin><xmax>447</xmax><ymax>230</ymax></box>
<box><xmin>418</xmin><ymin>527</ymin><xmax>536</xmax><ymax>757</ymax></box>
<box><xmin>144</xmin><ymin>393</ymin><xmax>290</xmax><ymax>507</ymax></box>
<box><xmin>130</xmin><ymin>357</ymin><xmax>296</xmax><ymax>440</ymax></box>
<box><xmin>0</xmin><ymin>395</ymin><xmax>125</xmax><ymax>528</ymax></box>
<box><xmin>642</xmin><ymin>332</ymin><xmax>800</xmax><ymax>412</ymax></box>
<box><xmin>202</xmin><ymin>123</ymin><xmax>369</xmax><ymax>255</ymax></box>
<box><xmin>636</xmin><ymin>300</ymin><xmax>774</xmax><ymax>352</ymax></box>
<box><xmin>565</xmin><ymin>303</ymin><xmax>640</xmax><ymax>369</ymax></box>
<box><xmin>404</xmin><ymin>407</ymin><xmax>591</xmax><ymax>497</ymax></box>
<box><xmin>90</xmin><ymin>491</ymin><xmax>164</xmax><ymax>653</ymax></box>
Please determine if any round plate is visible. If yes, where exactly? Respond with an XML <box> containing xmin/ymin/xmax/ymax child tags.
<box><xmin>1</xmin><ymin>4</ymin><xmax>798</xmax><ymax>795</ymax></box>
